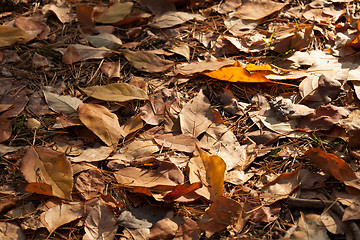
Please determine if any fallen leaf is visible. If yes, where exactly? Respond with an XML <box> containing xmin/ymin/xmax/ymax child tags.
<box><xmin>20</xmin><ymin>147</ymin><xmax>73</xmax><ymax>199</ymax></box>
<box><xmin>196</xmin><ymin>145</ymin><xmax>226</xmax><ymax>201</ymax></box>
<box><xmin>43</xmin><ymin>91</ymin><xmax>83</xmax><ymax>115</ymax></box>
<box><xmin>150</xmin><ymin>11</ymin><xmax>201</xmax><ymax>28</ymax></box>
<box><xmin>25</xmin><ymin>182</ymin><xmax>53</xmax><ymax>197</ymax></box>
<box><xmin>163</xmin><ymin>182</ymin><xmax>202</xmax><ymax>202</ymax></box>
<box><xmin>305</xmin><ymin>148</ymin><xmax>360</xmax><ymax>191</ymax></box>
<box><xmin>84</xmin><ymin>199</ymin><xmax>118</xmax><ymax>240</ymax></box>
<box><xmin>233</xmin><ymin>0</ymin><xmax>286</xmax><ymax>21</ymax></box>
<box><xmin>260</xmin><ymin>165</ymin><xmax>301</xmax><ymax>205</ymax></box>
<box><xmin>0</xmin><ymin>222</ymin><xmax>25</xmax><ymax>240</ymax></box>
<box><xmin>42</xmin><ymin>2</ymin><xmax>75</xmax><ymax>23</ymax></box>
<box><xmin>40</xmin><ymin>202</ymin><xmax>83</xmax><ymax>232</ymax></box>
<box><xmin>100</xmin><ymin>61</ymin><xmax>121</xmax><ymax>78</ymax></box>
<box><xmin>140</xmin><ymin>0</ymin><xmax>176</xmax><ymax>16</ymax></box>
<box><xmin>203</xmin><ymin>63</ymin><xmax>271</xmax><ymax>83</ymax></box>
<box><xmin>122</xmin><ymin>49</ymin><xmax>174</xmax><ymax>73</ymax></box>
<box><xmin>94</xmin><ymin>2</ymin><xmax>133</xmax><ymax>24</ymax></box>
<box><xmin>0</xmin><ymin>119</ymin><xmax>11</xmax><ymax>143</ymax></box>
<box><xmin>174</xmin><ymin>218</ymin><xmax>201</xmax><ymax>240</ymax></box>
<box><xmin>149</xmin><ymin>218</ymin><xmax>178</xmax><ymax>239</ymax></box>
<box><xmin>169</xmin><ymin>43</ymin><xmax>190</xmax><ymax>60</ymax></box>
<box><xmin>82</xmin><ymin>83</ymin><xmax>148</xmax><ymax>102</ymax></box>
<box><xmin>85</xmin><ymin>33</ymin><xmax>122</xmax><ymax>49</ymax></box>
<box><xmin>14</xmin><ymin>17</ymin><xmax>50</xmax><ymax>40</ymax></box>
<box><xmin>78</xmin><ymin>103</ymin><xmax>122</xmax><ymax>146</ymax></box>
<box><xmin>281</xmin><ymin>213</ymin><xmax>329</xmax><ymax>240</ymax></box>
<box><xmin>180</xmin><ymin>89</ymin><xmax>213</xmax><ymax>138</ymax></box>
<box><xmin>4</xmin><ymin>202</ymin><xmax>36</xmax><ymax>219</ymax></box>
<box><xmin>0</xmin><ymin>25</ymin><xmax>34</xmax><ymax>47</ymax></box>
<box><xmin>114</xmin><ymin>167</ymin><xmax>177</xmax><ymax>188</ymax></box>
<box><xmin>74</xmin><ymin>169</ymin><xmax>105</xmax><ymax>200</ymax></box>
<box><xmin>0</xmin><ymin>144</ymin><xmax>21</xmax><ymax>156</ymax></box>
<box><xmin>174</xmin><ymin>58</ymin><xmax>235</xmax><ymax>75</ymax></box>
<box><xmin>119</xmin><ymin>115</ymin><xmax>144</xmax><ymax>137</ymax></box>
<box><xmin>69</xmin><ymin>146</ymin><xmax>113</xmax><ymax>162</ymax></box>
<box><xmin>56</xmin><ymin>44</ymin><xmax>111</xmax><ymax>63</ymax></box>
<box><xmin>32</xmin><ymin>53</ymin><xmax>50</xmax><ymax>69</ymax></box>
<box><xmin>117</xmin><ymin>210</ymin><xmax>152</xmax><ymax>229</ymax></box>
<box><xmin>154</xmin><ymin>133</ymin><xmax>199</xmax><ymax>153</ymax></box>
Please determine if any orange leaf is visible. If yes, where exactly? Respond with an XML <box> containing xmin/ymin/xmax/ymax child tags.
<box><xmin>25</xmin><ymin>182</ymin><xmax>53</xmax><ymax>196</ymax></box>
<box><xmin>203</xmin><ymin>66</ymin><xmax>270</xmax><ymax>83</ymax></box>
<box><xmin>245</xmin><ymin>63</ymin><xmax>272</xmax><ymax>72</ymax></box>
<box><xmin>305</xmin><ymin>148</ymin><xmax>356</xmax><ymax>183</ymax></box>
<box><xmin>196</xmin><ymin>144</ymin><xmax>226</xmax><ymax>201</ymax></box>
<box><xmin>163</xmin><ymin>182</ymin><xmax>202</xmax><ymax>202</ymax></box>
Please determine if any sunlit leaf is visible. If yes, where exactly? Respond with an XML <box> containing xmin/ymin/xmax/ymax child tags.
<box><xmin>43</xmin><ymin>91</ymin><xmax>83</xmax><ymax>115</ymax></box>
<box><xmin>20</xmin><ymin>147</ymin><xmax>73</xmax><ymax>199</ymax></box>
<box><xmin>163</xmin><ymin>182</ymin><xmax>202</xmax><ymax>202</ymax></box>
<box><xmin>82</xmin><ymin>83</ymin><xmax>148</xmax><ymax>102</ymax></box>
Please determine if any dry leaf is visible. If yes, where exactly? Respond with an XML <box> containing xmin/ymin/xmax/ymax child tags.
<box><xmin>70</xmin><ymin>146</ymin><xmax>113</xmax><ymax>163</ymax></box>
<box><xmin>25</xmin><ymin>182</ymin><xmax>52</xmax><ymax>197</ymax></box>
<box><xmin>203</xmin><ymin>64</ymin><xmax>271</xmax><ymax>83</ymax></box>
<box><xmin>196</xmin><ymin>145</ymin><xmax>226</xmax><ymax>201</ymax></box>
<box><xmin>260</xmin><ymin>165</ymin><xmax>301</xmax><ymax>205</ymax></box>
<box><xmin>20</xmin><ymin>147</ymin><xmax>73</xmax><ymax>199</ymax></box>
<box><xmin>82</xmin><ymin>83</ymin><xmax>148</xmax><ymax>102</ymax></box>
<box><xmin>42</xmin><ymin>2</ymin><xmax>75</xmax><ymax>23</ymax></box>
<box><xmin>84</xmin><ymin>200</ymin><xmax>118</xmax><ymax>240</ymax></box>
<box><xmin>94</xmin><ymin>2</ymin><xmax>133</xmax><ymax>24</ymax></box>
<box><xmin>174</xmin><ymin>218</ymin><xmax>201</xmax><ymax>240</ymax></box>
<box><xmin>305</xmin><ymin>148</ymin><xmax>360</xmax><ymax>191</ymax></box>
<box><xmin>0</xmin><ymin>119</ymin><xmax>11</xmax><ymax>143</ymax></box>
<box><xmin>122</xmin><ymin>49</ymin><xmax>174</xmax><ymax>73</ymax></box>
<box><xmin>180</xmin><ymin>89</ymin><xmax>213</xmax><ymax>138</ymax></box>
<box><xmin>154</xmin><ymin>133</ymin><xmax>199</xmax><ymax>153</ymax></box>
<box><xmin>56</xmin><ymin>44</ymin><xmax>111</xmax><ymax>63</ymax></box>
<box><xmin>114</xmin><ymin>167</ymin><xmax>177</xmax><ymax>188</ymax></box>
<box><xmin>0</xmin><ymin>25</ymin><xmax>34</xmax><ymax>47</ymax></box>
<box><xmin>14</xmin><ymin>17</ymin><xmax>50</xmax><ymax>40</ymax></box>
<box><xmin>233</xmin><ymin>0</ymin><xmax>286</xmax><ymax>21</ymax></box>
<box><xmin>78</xmin><ymin>103</ymin><xmax>122</xmax><ymax>146</ymax></box>
<box><xmin>32</xmin><ymin>53</ymin><xmax>50</xmax><ymax>69</ymax></box>
<box><xmin>163</xmin><ymin>182</ymin><xmax>202</xmax><ymax>202</ymax></box>
<box><xmin>175</xmin><ymin>59</ymin><xmax>235</xmax><ymax>75</ymax></box>
<box><xmin>119</xmin><ymin>115</ymin><xmax>144</xmax><ymax>137</ymax></box>
<box><xmin>150</xmin><ymin>11</ymin><xmax>201</xmax><ymax>28</ymax></box>
<box><xmin>149</xmin><ymin>218</ymin><xmax>178</xmax><ymax>239</ymax></box>
<box><xmin>140</xmin><ymin>0</ymin><xmax>176</xmax><ymax>16</ymax></box>
<box><xmin>43</xmin><ymin>91</ymin><xmax>83</xmax><ymax>115</ymax></box>
<box><xmin>85</xmin><ymin>33</ymin><xmax>122</xmax><ymax>49</ymax></box>
<box><xmin>40</xmin><ymin>202</ymin><xmax>83</xmax><ymax>232</ymax></box>
<box><xmin>0</xmin><ymin>222</ymin><xmax>25</xmax><ymax>240</ymax></box>
<box><xmin>74</xmin><ymin>169</ymin><xmax>105</xmax><ymax>200</ymax></box>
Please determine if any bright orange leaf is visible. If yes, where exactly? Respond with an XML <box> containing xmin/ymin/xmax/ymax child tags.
<box><xmin>245</xmin><ymin>63</ymin><xmax>272</xmax><ymax>72</ymax></box>
<box><xmin>203</xmin><ymin>62</ymin><xmax>271</xmax><ymax>83</ymax></box>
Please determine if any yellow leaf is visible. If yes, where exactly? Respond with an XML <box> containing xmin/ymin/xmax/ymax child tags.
<box><xmin>245</xmin><ymin>63</ymin><xmax>272</xmax><ymax>72</ymax></box>
<box><xmin>196</xmin><ymin>144</ymin><xmax>226</xmax><ymax>201</ymax></box>
<box><xmin>203</xmin><ymin>66</ymin><xmax>270</xmax><ymax>83</ymax></box>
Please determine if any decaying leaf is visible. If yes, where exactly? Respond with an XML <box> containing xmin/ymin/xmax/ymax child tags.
<box><xmin>180</xmin><ymin>90</ymin><xmax>213</xmax><ymax>138</ymax></box>
<box><xmin>149</xmin><ymin>218</ymin><xmax>178</xmax><ymax>239</ymax></box>
<box><xmin>154</xmin><ymin>133</ymin><xmax>199</xmax><ymax>153</ymax></box>
<box><xmin>69</xmin><ymin>146</ymin><xmax>113</xmax><ymax>163</ymax></box>
<box><xmin>94</xmin><ymin>2</ymin><xmax>133</xmax><ymax>24</ymax></box>
<box><xmin>260</xmin><ymin>165</ymin><xmax>301</xmax><ymax>205</ymax></box>
<box><xmin>0</xmin><ymin>119</ymin><xmax>12</xmax><ymax>143</ymax></box>
<box><xmin>82</xmin><ymin>83</ymin><xmax>148</xmax><ymax>102</ymax></box>
<box><xmin>150</xmin><ymin>11</ymin><xmax>201</xmax><ymax>28</ymax></box>
<box><xmin>305</xmin><ymin>148</ymin><xmax>360</xmax><ymax>191</ymax></box>
<box><xmin>84</xmin><ymin>199</ymin><xmax>118</xmax><ymax>240</ymax></box>
<box><xmin>74</xmin><ymin>169</ymin><xmax>105</xmax><ymax>200</ymax></box>
<box><xmin>0</xmin><ymin>222</ymin><xmax>25</xmax><ymax>240</ymax></box>
<box><xmin>40</xmin><ymin>202</ymin><xmax>83</xmax><ymax>232</ymax></box>
<box><xmin>78</xmin><ymin>103</ymin><xmax>122</xmax><ymax>146</ymax></box>
<box><xmin>0</xmin><ymin>25</ymin><xmax>34</xmax><ymax>47</ymax></box>
<box><xmin>56</xmin><ymin>44</ymin><xmax>111</xmax><ymax>63</ymax></box>
<box><xmin>20</xmin><ymin>147</ymin><xmax>73</xmax><ymax>199</ymax></box>
<box><xmin>163</xmin><ymin>182</ymin><xmax>202</xmax><ymax>202</ymax></box>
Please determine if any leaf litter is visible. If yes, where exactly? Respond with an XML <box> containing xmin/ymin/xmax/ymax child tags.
<box><xmin>2</xmin><ymin>0</ymin><xmax>360</xmax><ymax>239</ymax></box>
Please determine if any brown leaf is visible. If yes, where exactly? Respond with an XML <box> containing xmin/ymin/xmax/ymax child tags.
<box><xmin>69</xmin><ymin>146</ymin><xmax>113</xmax><ymax>163</ymax></box>
<box><xmin>260</xmin><ymin>165</ymin><xmax>301</xmax><ymax>205</ymax></box>
<box><xmin>62</xmin><ymin>45</ymin><xmax>81</xmax><ymax>64</ymax></box>
<box><xmin>174</xmin><ymin>218</ymin><xmax>201</xmax><ymax>240</ymax></box>
<box><xmin>0</xmin><ymin>119</ymin><xmax>11</xmax><ymax>143</ymax></box>
<box><xmin>40</xmin><ymin>202</ymin><xmax>83</xmax><ymax>232</ymax></box>
<box><xmin>74</xmin><ymin>169</ymin><xmax>105</xmax><ymax>200</ymax></box>
<box><xmin>232</xmin><ymin>0</ymin><xmax>286</xmax><ymax>21</ymax></box>
<box><xmin>163</xmin><ymin>182</ymin><xmax>202</xmax><ymax>202</ymax></box>
<box><xmin>84</xmin><ymin>199</ymin><xmax>118</xmax><ymax>240</ymax></box>
<box><xmin>305</xmin><ymin>148</ymin><xmax>360</xmax><ymax>191</ymax></box>
<box><xmin>122</xmin><ymin>49</ymin><xmax>174</xmax><ymax>73</ymax></box>
<box><xmin>94</xmin><ymin>2</ymin><xmax>133</xmax><ymax>24</ymax></box>
<box><xmin>140</xmin><ymin>0</ymin><xmax>176</xmax><ymax>16</ymax></box>
<box><xmin>76</xmin><ymin>5</ymin><xmax>95</xmax><ymax>29</ymax></box>
<box><xmin>154</xmin><ymin>133</ymin><xmax>199</xmax><ymax>153</ymax></box>
<box><xmin>119</xmin><ymin>115</ymin><xmax>144</xmax><ymax>137</ymax></box>
<box><xmin>25</xmin><ymin>182</ymin><xmax>53</xmax><ymax>197</ymax></box>
<box><xmin>114</xmin><ymin>167</ymin><xmax>177</xmax><ymax>188</ymax></box>
<box><xmin>150</xmin><ymin>11</ymin><xmax>202</xmax><ymax>28</ymax></box>
<box><xmin>14</xmin><ymin>17</ymin><xmax>50</xmax><ymax>39</ymax></box>
<box><xmin>82</xmin><ymin>83</ymin><xmax>148</xmax><ymax>102</ymax></box>
<box><xmin>32</xmin><ymin>53</ymin><xmax>50</xmax><ymax>69</ymax></box>
<box><xmin>78</xmin><ymin>103</ymin><xmax>122</xmax><ymax>146</ymax></box>
<box><xmin>149</xmin><ymin>218</ymin><xmax>178</xmax><ymax>239</ymax></box>
<box><xmin>42</xmin><ymin>2</ymin><xmax>75</xmax><ymax>23</ymax></box>
<box><xmin>20</xmin><ymin>147</ymin><xmax>73</xmax><ymax>199</ymax></box>
<box><xmin>0</xmin><ymin>25</ymin><xmax>34</xmax><ymax>47</ymax></box>
<box><xmin>180</xmin><ymin>90</ymin><xmax>213</xmax><ymax>138</ymax></box>
<box><xmin>0</xmin><ymin>222</ymin><xmax>25</xmax><ymax>240</ymax></box>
